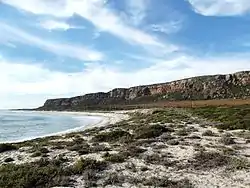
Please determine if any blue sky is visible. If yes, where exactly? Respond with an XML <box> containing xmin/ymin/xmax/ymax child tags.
<box><xmin>0</xmin><ymin>0</ymin><xmax>250</xmax><ymax>108</ymax></box>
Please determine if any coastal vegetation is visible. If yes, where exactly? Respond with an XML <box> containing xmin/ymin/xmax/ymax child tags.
<box><xmin>0</xmin><ymin>105</ymin><xmax>250</xmax><ymax>187</ymax></box>
<box><xmin>0</xmin><ymin>144</ymin><xmax>17</xmax><ymax>153</ymax></box>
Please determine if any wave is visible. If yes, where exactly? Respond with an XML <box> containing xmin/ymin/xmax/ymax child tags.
<box><xmin>0</xmin><ymin>111</ymin><xmax>105</xmax><ymax>144</ymax></box>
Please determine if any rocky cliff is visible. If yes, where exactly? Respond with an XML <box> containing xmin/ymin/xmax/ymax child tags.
<box><xmin>38</xmin><ymin>71</ymin><xmax>250</xmax><ymax>111</ymax></box>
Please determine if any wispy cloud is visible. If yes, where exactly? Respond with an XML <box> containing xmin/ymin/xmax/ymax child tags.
<box><xmin>0</xmin><ymin>22</ymin><xmax>103</xmax><ymax>61</ymax></box>
<box><xmin>150</xmin><ymin>20</ymin><xmax>182</xmax><ymax>34</ymax></box>
<box><xmin>125</xmin><ymin>0</ymin><xmax>149</xmax><ymax>26</ymax></box>
<box><xmin>39</xmin><ymin>20</ymin><xmax>85</xmax><ymax>31</ymax></box>
<box><xmin>188</xmin><ymin>0</ymin><xmax>250</xmax><ymax>16</ymax></box>
<box><xmin>2</xmin><ymin>0</ymin><xmax>178</xmax><ymax>53</ymax></box>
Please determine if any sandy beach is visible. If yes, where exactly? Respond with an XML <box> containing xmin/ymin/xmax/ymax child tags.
<box><xmin>0</xmin><ymin>108</ymin><xmax>249</xmax><ymax>188</ymax></box>
<box><xmin>0</xmin><ymin>110</ymin><xmax>130</xmax><ymax>144</ymax></box>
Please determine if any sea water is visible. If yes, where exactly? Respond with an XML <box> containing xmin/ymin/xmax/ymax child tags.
<box><xmin>0</xmin><ymin>111</ymin><xmax>103</xmax><ymax>143</ymax></box>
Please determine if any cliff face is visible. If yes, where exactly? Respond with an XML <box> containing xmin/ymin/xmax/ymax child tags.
<box><xmin>39</xmin><ymin>71</ymin><xmax>250</xmax><ymax>111</ymax></box>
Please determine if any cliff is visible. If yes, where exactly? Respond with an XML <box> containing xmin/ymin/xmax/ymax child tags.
<box><xmin>38</xmin><ymin>71</ymin><xmax>250</xmax><ymax>111</ymax></box>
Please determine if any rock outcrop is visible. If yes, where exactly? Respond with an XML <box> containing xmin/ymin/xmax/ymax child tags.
<box><xmin>38</xmin><ymin>71</ymin><xmax>250</xmax><ymax>111</ymax></box>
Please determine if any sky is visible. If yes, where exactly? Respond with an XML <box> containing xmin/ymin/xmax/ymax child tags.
<box><xmin>0</xmin><ymin>0</ymin><xmax>250</xmax><ymax>109</ymax></box>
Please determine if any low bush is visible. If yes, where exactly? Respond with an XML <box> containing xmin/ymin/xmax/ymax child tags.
<box><xmin>103</xmin><ymin>152</ymin><xmax>126</xmax><ymax>163</ymax></box>
<box><xmin>31</xmin><ymin>151</ymin><xmax>42</xmax><ymax>157</ymax></box>
<box><xmin>4</xmin><ymin>158</ymin><xmax>14</xmax><ymax>163</ymax></box>
<box><xmin>103</xmin><ymin>173</ymin><xmax>125</xmax><ymax>186</ymax></box>
<box><xmin>220</xmin><ymin>136</ymin><xmax>235</xmax><ymax>145</ymax></box>
<box><xmin>191</xmin><ymin>151</ymin><xmax>230</xmax><ymax>170</ymax></box>
<box><xmin>39</xmin><ymin>147</ymin><xmax>49</xmax><ymax>154</ymax></box>
<box><xmin>121</xmin><ymin>145</ymin><xmax>146</xmax><ymax>158</ymax></box>
<box><xmin>92</xmin><ymin>129</ymin><xmax>131</xmax><ymax>143</ymax></box>
<box><xmin>202</xmin><ymin>130</ymin><xmax>215</xmax><ymax>136</ymax></box>
<box><xmin>134</xmin><ymin>124</ymin><xmax>170</xmax><ymax>139</ymax></box>
<box><xmin>0</xmin><ymin>159</ymin><xmax>72</xmax><ymax>188</ymax></box>
<box><xmin>82</xmin><ymin>169</ymin><xmax>99</xmax><ymax>187</ymax></box>
<box><xmin>228</xmin><ymin>157</ymin><xmax>250</xmax><ymax>170</ymax></box>
<box><xmin>0</xmin><ymin>143</ymin><xmax>17</xmax><ymax>153</ymax></box>
<box><xmin>189</xmin><ymin>151</ymin><xmax>249</xmax><ymax>170</ymax></box>
<box><xmin>143</xmin><ymin>177</ymin><xmax>193</xmax><ymax>188</ymax></box>
<box><xmin>167</xmin><ymin>139</ymin><xmax>180</xmax><ymax>145</ymax></box>
<box><xmin>72</xmin><ymin>158</ymin><xmax>107</xmax><ymax>174</ymax></box>
<box><xmin>176</xmin><ymin>128</ymin><xmax>189</xmax><ymax>136</ymax></box>
<box><xmin>191</xmin><ymin>106</ymin><xmax>250</xmax><ymax>130</ymax></box>
<box><xmin>143</xmin><ymin>153</ymin><xmax>174</xmax><ymax>167</ymax></box>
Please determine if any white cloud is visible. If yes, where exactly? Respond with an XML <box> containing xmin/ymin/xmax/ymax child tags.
<box><xmin>1</xmin><ymin>0</ymin><xmax>72</xmax><ymax>17</ymax></box>
<box><xmin>187</xmin><ymin>0</ymin><xmax>250</xmax><ymax>16</ymax></box>
<box><xmin>0</xmin><ymin>22</ymin><xmax>103</xmax><ymax>61</ymax></box>
<box><xmin>150</xmin><ymin>20</ymin><xmax>182</xmax><ymax>34</ymax></box>
<box><xmin>39</xmin><ymin>20</ymin><xmax>85</xmax><ymax>31</ymax></box>
<box><xmin>0</xmin><ymin>54</ymin><xmax>250</xmax><ymax>109</ymax></box>
<box><xmin>126</xmin><ymin>0</ymin><xmax>149</xmax><ymax>26</ymax></box>
<box><xmin>2</xmin><ymin>0</ymin><xmax>177</xmax><ymax>52</ymax></box>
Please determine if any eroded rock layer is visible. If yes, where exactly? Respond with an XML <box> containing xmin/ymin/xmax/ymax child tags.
<box><xmin>39</xmin><ymin>71</ymin><xmax>250</xmax><ymax>110</ymax></box>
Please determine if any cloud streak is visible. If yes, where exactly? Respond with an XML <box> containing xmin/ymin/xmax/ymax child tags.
<box><xmin>2</xmin><ymin>0</ymin><xmax>178</xmax><ymax>52</ymax></box>
<box><xmin>0</xmin><ymin>22</ymin><xmax>103</xmax><ymax>61</ymax></box>
<box><xmin>39</xmin><ymin>20</ymin><xmax>85</xmax><ymax>31</ymax></box>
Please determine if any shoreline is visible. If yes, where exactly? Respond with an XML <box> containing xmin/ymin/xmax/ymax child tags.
<box><xmin>1</xmin><ymin>110</ymin><xmax>130</xmax><ymax>144</ymax></box>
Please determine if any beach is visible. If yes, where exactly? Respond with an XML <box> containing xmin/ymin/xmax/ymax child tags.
<box><xmin>0</xmin><ymin>108</ymin><xmax>249</xmax><ymax>188</ymax></box>
<box><xmin>0</xmin><ymin>110</ymin><xmax>130</xmax><ymax>144</ymax></box>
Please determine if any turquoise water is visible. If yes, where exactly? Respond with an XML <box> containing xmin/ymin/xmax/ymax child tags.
<box><xmin>0</xmin><ymin>111</ymin><xmax>102</xmax><ymax>143</ymax></box>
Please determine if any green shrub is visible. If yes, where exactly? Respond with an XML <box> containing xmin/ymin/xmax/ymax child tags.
<box><xmin>167</xmin><ymin>139</ymin><xmax>179</xmax><ymax>145</ymax></box>
<box><xmin>220</xmin><ymin>136</ymin><xmax>235</xmax><ymax>145</ymax></box>
<box><xmin>30</xmin><ymin>147</ymin><xmax>50</xmax><ymax>157</ymax></box>
<box><xmin>202</xmin><ymin>130</ymin><xmax>215</xmax><ymax>136</ymax></box>
<box><xmin>143</xmin><ymin>177</ymin><xmax>193</xmax><ymax>188</ymax></box>
<box><xmin>229</xmin><ymin>157</ymin><xmax>250</xmax><ymax>170</ymax></box>
<box><xmin>39</xmin><ymin>147</ymin><xmax>49</xmax><ymax>153</ymax></box>
<box><xmin>191</xmin><ymin>106</ymin><xmax>250</xmax><ymax>130</ymax></box>
<box><xmin>0</xmin><ymin>143</ymin><xmax>17</xmax><ymax>153</ymax></box>
<box><xmin>191</xmin><ymin>151</ymin><xmax>230</xmax><ymax>170</ymax></box>
<box><xmin>134</xmin><ymin>124</ymin><xmax>169</xmax><ymax>139</ymax></box>
<box><xmin>31</xmin><ymin>151</ymin><xmax>42</xmax><ymax>157</ymax></box>
<box><xmin>91</xmin><ymin>144</ymin><xmax>110</xmax><ymax>152</ymax></box>
<box><xmin>103</xmin><ymin>173</ymin><xmax>125</xmax><ymax>186</ymax></box>
<box><xmin>73</xmin><ymin>158</ymin><xmax>107</xmax><ymax>174</ymax></box>
<box><xmin>92</xmin><ymin>130</ymin><xmax>131</xmax><ymax>143</ymax></box>
<box><xmin>82</xmin><ymin>169</ymin><xmax>99</xmax><ymax>187</ymax></box>
<box><xmin>4</xmin><ymin>158</ymin><xmax>14</xmax><ymax>163</ymax></box>
<box><xmin>121</xmin><ymin>145</ymin><xmax>146</xmax><ymax>158</ymax></box>
<box><xmin>143</xmin><ymin>153</ymin><xmax>174</xmax><ymax>166</ymax></box>
<box><xmin>103</xmin><ymin>153</ymin><xmax>126</xmax><ymax>163</ymax></box>
<box><xmin>0</xmin><ymin>160</ymin><xmax>72</xmax><ymax>188</ymax></box>
<box><xmin>176</xmin><ymin>128</ymin><xmax>189</xmax><ymax>136</ymax></box>
<box><xmin>68</xmin><ymin>143</ymin><xmax>90</xmax><ymax>152</ymax></box>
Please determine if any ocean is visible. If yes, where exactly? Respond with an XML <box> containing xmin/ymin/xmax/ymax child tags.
<box><xmin>0</xmin><ymin>111</ymin><xmax>103</xmax><ymax>143</ymax></box>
